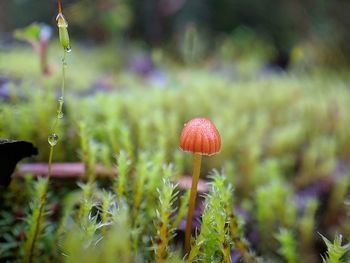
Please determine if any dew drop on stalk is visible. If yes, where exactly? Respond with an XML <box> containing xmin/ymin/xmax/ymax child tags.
<box><xmin>57</xmin><ymin>111</ymin><xmax>64</xmax><ymax>119</ymax></box>
<box><xmin>48</xmin><ymin>133</ymin><xmax>59</xmax><ymax>146</ymax></box>
<box><xmin>66</xmin><ymin>47</ymin><xmax>72</xmax><ymax>53</ymax></box>
<box><xmin>58</xmin><ymin>96</ymin><xmax>64</xmax><ymax>103</ymax></box>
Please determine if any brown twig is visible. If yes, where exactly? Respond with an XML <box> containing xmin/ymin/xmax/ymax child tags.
<box><xmin>16</xmin><ymin>163</ymin><xmax>209</xmax><ymax>193</ymax></box>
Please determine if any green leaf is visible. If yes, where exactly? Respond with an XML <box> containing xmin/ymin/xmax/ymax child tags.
<box><xmin>14</xmin><ymin>23</ymin><xmax>40</xmax><ymax>43</ymax></box>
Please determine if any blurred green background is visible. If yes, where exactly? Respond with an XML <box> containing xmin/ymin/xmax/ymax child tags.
<box><xmin>1</xmin><ymin>1</ymin><xmax>350</xmax><ymax>262</ymax></box>
<box><xmin>1</xmin><ymin>0</ymin><xmax>350</xmax><ymax>68</ymax></box>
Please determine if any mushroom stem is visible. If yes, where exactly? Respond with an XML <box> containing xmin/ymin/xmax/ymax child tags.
<box><xmin>185</xmin><ymin>153</ymin><xmax>202</xmax><ymax>255</ymax></box>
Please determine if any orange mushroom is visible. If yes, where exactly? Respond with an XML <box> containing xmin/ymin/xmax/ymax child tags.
<box><xmin>179</xmin><ymin>118</ymin><xmax>221</xmax><ymax>254</ymax></box>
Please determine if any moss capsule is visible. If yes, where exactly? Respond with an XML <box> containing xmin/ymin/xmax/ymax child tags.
<box><xmin>56</xmin><ymin>13</ymin><xmax>70</xmax><ymax>51</ymax></box>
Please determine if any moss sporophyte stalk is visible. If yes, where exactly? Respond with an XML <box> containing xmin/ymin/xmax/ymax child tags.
<box><xmin>48</xmin><ymin>0</ymin><xmax>71</xmax><ymax>177</ymax></box>
<box><xmin>23</xmin><ymin>2</ymin><xmax>71</xmax><ymax>263</ymax></box>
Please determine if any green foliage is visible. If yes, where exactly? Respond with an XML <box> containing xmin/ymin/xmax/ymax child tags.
<box><xmin>321</xmin><ymin>234</ymin><xmax>350</xmax><ymax>263</ymax></box>
<box><xmin>22</xmin><ymin>177</ymin><xmax>49</xmax><ymax>263</ymax></box>
<box><xmin>299</xmin><ymin>198</ymin><xmax>319</xmax><ymax>250</ymax></box>
<box><xmin>154</xmin><ymin>177</ymin><xmax>178</xmax><ymax>262</ymax></box>
<box><xmin>79</xmin><ymin>122</ymin><xmax>98</xmax><ymax>181</ymax></box>
<box><xmin>256</xmin><ymin>176</ymin><xmax>297</xmax><ymax>250</ymax></box>
<box><xmin>275</xmin><ymin>228</ymin><xmax>298</xmax><ymax>263</ymax></box>
<box><xmin>114</xmin><ymin>150</ymin><xmax>131</xmax><ymax>198</ymax></box>
<box><xmin>1</xmin><ymin>66</ymin><xmax>350</xmax><ymax>262</ymax></box>
<box><xmin>13</xmin><ymin>23</ymin><xmax>41</xmax><ymax>44</ymax></box>
<box><xmin>62</xmin><ymin>199</ymin><xmax>133</xmax><ymax>263</ymax></box>
<box><xmin>188</xmin><ymin>173</ymin><xmax>233</xmax><ymax>263</ymax></box>
<box><xmin>172</xmin><ymin>190</ymin><xmax>190</xmax><ymax>230</ymax></box>
<box><xmin>2</xmin><ymin>31</ymin><xmax>350</xmax><ymax>263</ymax></box>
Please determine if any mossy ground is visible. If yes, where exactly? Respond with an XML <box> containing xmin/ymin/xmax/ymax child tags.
<box><xmin>1</xmin><ymin>44</ymin><xmax>350</xmax><ymax>262</ymax></box>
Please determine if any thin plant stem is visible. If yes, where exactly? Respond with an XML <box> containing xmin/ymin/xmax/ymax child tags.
<box><xmin>25</xmin><ymin>3</ymin><xmax>68</xmax><ymax>262</ymax></box>
<box><xmin>25</xmin><ymin>192</ymin><xmax>47</xmax><ymax>263</ymax></box>
<box><xmin>27</xmin><ymin>48</ymin><xmax>67</xmax><ymax>263</ymax></box>
<box><xmin>61</xmin><ymin>50</ymin><xmax>66</xmax><ymax>98</ymax></box>
<box><xmin>47</xmin><ymin>145</ymin><xmax>54</xmax><ymax>179</ymax></box>
<box><xmin>185</xmin><ymin>153</ymin><xmax>202</xmax><ymax>255</ymax></box>
<box><xmin>24</xmin><ymin>150</ymin><xmax>51</xmax><ymax>263</ymax></box>
<box><xmin>57</xmin><ymin>0</ymin><xmax>62</xmax><ymax>13</ymax></box>
<box><xmin>49</xmin><ymin>50</ymin><xmax>66</xmax><ymax>135</ymax></box>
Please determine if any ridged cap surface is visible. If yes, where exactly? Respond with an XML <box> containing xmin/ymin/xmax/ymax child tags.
<box><xmin>179</xmin><ymin>118</ymin><xmax>221</xmax><ymax>156</ymax></box>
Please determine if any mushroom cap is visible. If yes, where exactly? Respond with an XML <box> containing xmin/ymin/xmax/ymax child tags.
<box><xmin>179</xmin><ymin>118</ymin><xmax>221</xmax><ymax>156</ymax></box>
